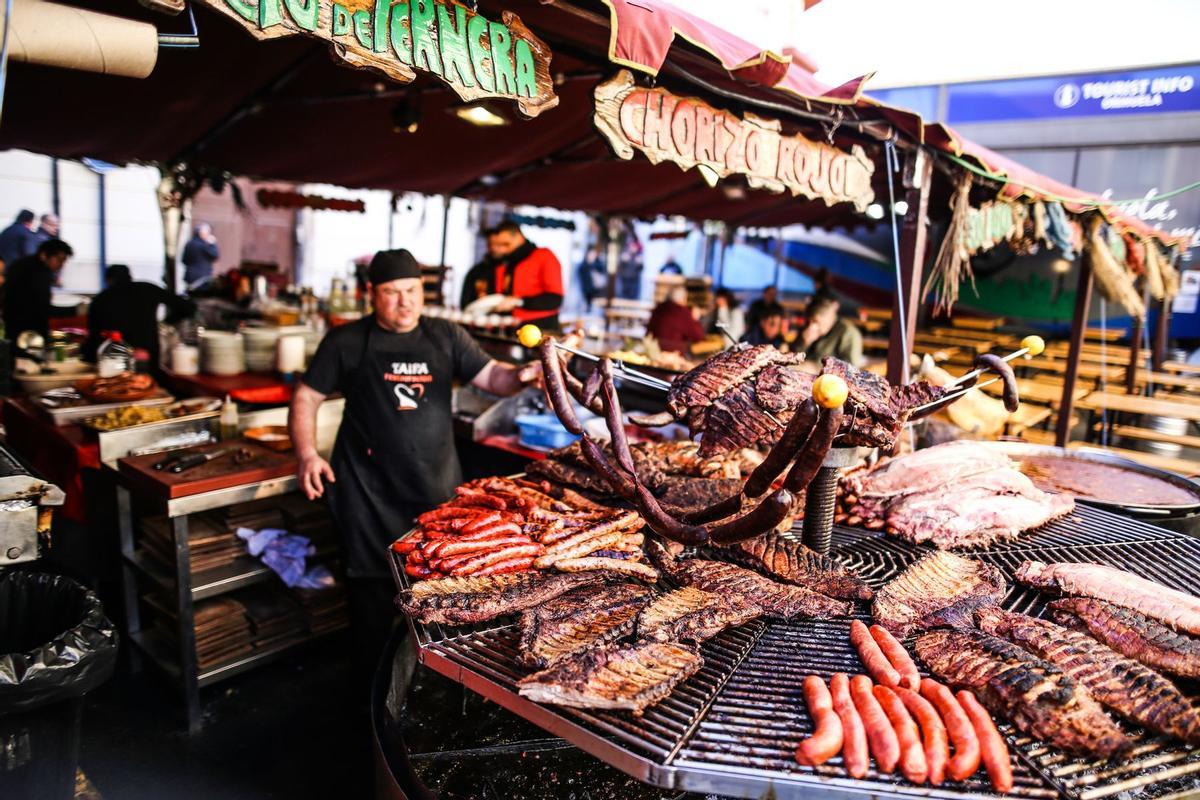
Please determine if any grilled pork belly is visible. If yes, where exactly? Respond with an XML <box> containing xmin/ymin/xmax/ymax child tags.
<box><xmin>517</xmin><ymin>583</ymin><xmax>654</xmax><ymax>668</ymax></box>
<box><xmin>977</xmin><ymin>607</ymin><xmax>1200</xmax><ymax>744</ymax></box>
<box><xmin>635</xmin><ymin>587</ymin><xmax>761</xmax><ymax>644</ymax></box>
<box><xmin>398</xmin><ymin>571</ymin><xmax>607</xmax><ymax>625</ymax></box>
<box><xmin>1048</xmin><ymin>597</ymin><xmax>1200</xmax><ymax>680</ymax></box>
<box><xmin>659</xmin><ymin>557</ymin><xmax>851</xmax><ymax>620</ymax></box>
<box><xmin>872</xmin><ymin>551</ymin><xmax>1006</xmax><ymax>638</ymax></box>
<box><xmin>723</xmin><ymin>533</ymin><xmax>873</xmax><ymax>600</ymax></box>
<box><xmin>914</xmin><ymin>628</ymin><xmax>1133</xmax><ymax>759</ymax></box>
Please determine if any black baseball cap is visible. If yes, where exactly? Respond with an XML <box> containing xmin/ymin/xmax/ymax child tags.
<box><xmin>368</xmin><ymin>249</ymin><xmax>421</xmax><ymax>284</ymax></box>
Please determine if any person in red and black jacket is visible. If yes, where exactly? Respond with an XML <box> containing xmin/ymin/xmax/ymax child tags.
<box><xmin>488</xmin><ymin>221</ymin><xmax>564</xmax><ymax>330</ymax></box>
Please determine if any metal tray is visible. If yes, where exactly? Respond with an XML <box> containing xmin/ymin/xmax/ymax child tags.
<box><xmin>392</xmin><ymin>504</ymin><xmax>1200</xmax><ymax>800</ymax></box>
<box><xmin>34</xmin><ymin>389</ymin><xmax>175</xmax><ymax>426</ymax></box>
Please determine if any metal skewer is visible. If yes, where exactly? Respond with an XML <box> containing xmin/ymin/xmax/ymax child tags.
<box><xmin>945</xmin><ymin>335</ymin><xmax>1045</xmax><ymax>388</ymax></box>
<box><xmin>553</xmin><ymin>341</ymin><xmax>673</xmax><ymax>392</ymax></box>
<box><xmin>908</xmin><ymin>375</ymin><xmax>1005</xmax><ymax>416</ymax></box>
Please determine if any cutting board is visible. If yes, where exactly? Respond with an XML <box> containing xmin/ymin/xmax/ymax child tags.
<box><xmin>118</xmin><ymin>440</ymin><xmax>297</xmax><ymax>499</ymax></box>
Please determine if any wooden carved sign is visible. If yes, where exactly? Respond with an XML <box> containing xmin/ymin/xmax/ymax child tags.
<box><xmin>201</xmin><ymin>0</ymin><xmax>558</xmax><ymax>118</ymax></box>
<box><xmin>594</xmin><ymin>71</ymin><xmax>874</xmax><ymax>211</ymax></box>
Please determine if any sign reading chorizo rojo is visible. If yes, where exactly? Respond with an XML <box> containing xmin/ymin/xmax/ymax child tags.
<box><xmin>203</xmin><ymin>0</ymin><xmax>558</xmax><ymax>118</ymax></box>
<box><xmin>594</xmin><ymin>71</ymin><xmax>874</xmax><ymax>210</ymax></box>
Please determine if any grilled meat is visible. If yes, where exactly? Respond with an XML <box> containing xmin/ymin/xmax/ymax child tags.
<box><xmin>1016</xmin><ymin>561</ymin><xmax>1200</xmax><ymax>635</ymax></box>
<box><xmin>518</xmin><ymin>583</ymin><xmax>654</xmax><ymax>668</ymax></box>
<box><xmin>550</xmin><ymin>439</ymin><xmax>747</xmax><ymax>480</ymax></box>
<box><xmin>526</xmin><ymin>458</ymin><xmax>618</xmax><ymax>497</ymax></box>
<box><xmin>654</xmin><ymin>476</ymin><xmax>745</xmax><ymax>514</ymax></box>
<box><xmin>659</xmin><ymin>557</ymin><xmax>851</xmax><ymax>620</ymax></box>
<box><xmin>843</xmin><ymin>441</ymin><xmax>1012</xmax><ymax>499</ymax></box>
<box><xmin>873</xmin><ymin>551</ymin><xmax>1006</xmax><ymax>638</ymax></box>
<box><xmin>517</xmin><ymin>641</ymin><xmax>703</xmax><ymax>715</ymax></box>
<box><xmin>398</xmin><ymin>571</ymin><xmax>607</xmax><ymax>625</ymax></box>
<box><xmin>723</xmin><ymin>533</ymin><xmax>873</xmax><ymax>600</ymax></box>
<box><xmin>977</xmin><ymin>607</ymin><xmax>1200</xmax><ymax>744</ymax></box>
<box><xmin>1048</xmin><ymin>598</ymin><xmax>1200</xmax><ymax>680</ymax></box>
<box><xmin>821</xmin><ymin>358</ymin><xmax>945</xmax><ymax>448</ymax></box>
<box><xmin>668</xmin><ymin>345</ymin><xmax>805</xmax><ymax>428</ymax></box>
<box><xmin>635</xmin><ymin>587</ymin><xmax>762</xmax><ymax>644</ymax></box>
<box><xmin>914</xmin><ymin>628</ymin><xmax>1133</xmax><ymax>759</ymax></box>
<box><xmin>883</xmin><ymin>469</ymin><xmax>1075</xmax><ymax>549</ymax></box>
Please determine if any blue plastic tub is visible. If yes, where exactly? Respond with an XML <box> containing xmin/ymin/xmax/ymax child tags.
<box><xmin>515</xmin><ymin>413</ymin><xmax>582</xmax><ymax>450</ymax></box>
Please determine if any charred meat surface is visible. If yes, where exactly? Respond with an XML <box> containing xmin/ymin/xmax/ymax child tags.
<box><xmin>399</xmin><ymin>572</ymin><xmax>608</xmax><ymax>625</ymax></box>
<box><xmin>914</xmin><ymin>628</ymin><xmax>1133</xmax><ymax>759</ymax></box>
<box><xmin>517</xmin><ymin>583</ymin><xmax>654</xmax><ymax>668</ymax></box>
<box><xmin>843</xmin><ymin>440</ymin><xmax>1013</xmax><ymax>499</ymax></box>
<box><xmin>635</xmin><ymin>587</ymin><xmax>762</xmax><ymax>644</ymax></box>
<box><xmin>526</xmin><ymin>458</ymin><xmax>619</xmax><ymax>498</ymax></box>
<box><xmin>821</xmin><ymin>357</ymin><xmax>944</xmax><ymax>448</ymax></box>
<box><xmin>873</xmin><ymin>551</ymin><xmax>1006</xmax><ymax>638</ymax></box>
<box><xmin>1048</xmin><ymin>598</ymin><xmax>1200</xmax><ymax>680</ymax></box>
<box><xmin>517</xmin><ymin>641</ymin><xmax>703</xmax><ymax>715</ymax></box>
<box><xmin>976</xmin><ymin>607</ymin><xmax>1200</xmax><ymax>744</ymax></box>
<box><xmin>659</xmin><ymin>557</ymin><xmax>851</xmax><ymax>621</ymax></box>
<box><xmin>723</xmin><ymin>533</ymin><xmax>873</xmax><ymax>600</ymax></box>
<box><xmin>1016</xmin><ymin>560</ymin><xmax>1200</xmax><ymax>636</ymax></box>
<box><xmin>654</xmin><ymin>476</ymin><xmax>746</xmax><ymax>515</ymax></box>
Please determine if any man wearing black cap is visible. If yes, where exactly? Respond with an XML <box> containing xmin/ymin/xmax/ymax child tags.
<box><xmin>289</xmin><ymin>249</ymin><xmax>536</xmax><ymax>678</ymax></box>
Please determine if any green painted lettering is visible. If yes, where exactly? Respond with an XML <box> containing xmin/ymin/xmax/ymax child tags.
<box><xmin>224</xmin><ymin>0</ymin><xmax>256</xmax><ymax>23</ymax></box>
<box><xmin>283</xmin><ymin>0</ymin><xmax>317</xmax><ymax>31</ymax></box>
<box><xmin>489</xmin><ymin>22</ymin><xmax>516</xmax><ymax>95</ymax></box>
<box><xmin>372</xmin><ymin>0</ymin><xmax>391</xmax><ymax>52</ymax></box>
<box><xmin>437</xmin><ymin>4</ymin><xmax>474</xmax><ymax>87</ymax></box>
<box><xmin>411</xmin><ymin>0</ymin><xmax>443</xmax><ymax>77</ymax></box>
<box><xmin>390</xmin><ymin>1</ymin><xmax>412</xmax><ymax>65</ymax></box>
<box><xmin>258</xmin><ymin>0</ymin><xmax>282</xmax><ymax>28</ymax></box>
<box><xmin>332</xmin><ymin>3</ymin><xmax>351</xmax><ymax>36</ymax></box>
<box><xmin>514</xmin><ymin>38</ymin><xmax>536</xmax><ymax>98</ymax></box>
<box><xmin>466</xmin><ymin>14</ymin><xmax>494</xmax><ymax>92</ymax></box>
<box><xmin>353</xmin><ymin>8</ymin><xmax>372</xmax><ymax>47</ymax></box>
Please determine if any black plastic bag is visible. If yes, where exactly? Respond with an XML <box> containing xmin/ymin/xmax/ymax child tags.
<box><xmin>0</xmin><ymin>572</ymin><xmax>117</xmax><ymax>714</ymax></box>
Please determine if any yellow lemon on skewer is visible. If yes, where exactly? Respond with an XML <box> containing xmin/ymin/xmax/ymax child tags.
<box><xmin>517</xmin><ymin>324</ymin><xmax>543</xmax><ymax>349</ymax></box>
<box><xmin>812</xmin><ymin>374</ymin><xmax>849</xmax><ymax>409</ymax></box>
<box><xmin>1020</xmin><ymin>335</ymin><xmax>1045</xmax><ymax>357</ymax></box>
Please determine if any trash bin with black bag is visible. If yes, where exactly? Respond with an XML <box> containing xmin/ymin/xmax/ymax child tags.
<box><xmin>0</xmin><ymin>572</ymin><xmax>117</xmax><ymax>799</ymax></box>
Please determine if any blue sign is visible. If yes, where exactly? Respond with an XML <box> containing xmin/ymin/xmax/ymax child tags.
<box><xmin>947</xmin><ymin>64</ymin><xmax>1200</xmax><ymax>123</ymax></box>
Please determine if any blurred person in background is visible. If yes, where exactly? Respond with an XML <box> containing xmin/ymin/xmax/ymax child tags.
<box><xmin>704</xmin><ymin>287</ymin><xmax>746</xmax><ymax>343</ymax></box>
<box><xmin>646</xmin><ymin>285</ymin><xmax>704</xmax><ymax>354</ymax></box>
<box><xmin>33</xmin><ymin>213</ymin><xmax>60</xmax><ymax>248</ymax></box>
<box><xmin>0</xmin><ymin>209</ymin><xmax>37</xmax><ymax>270</ymax></box>
<box><xmin>182</xmin><ymin>222</ymin><xmax>220</xmax><ymax>291</ymax></box>
<box><xmin>3</xmin><ymin>238</ymin><xmax>73</xmax><ymax>342</ymax></box>
<box><xmin>487</xmin><ymin>221</ymin><xmax>563</xmax><ymax>329</ymax></box>
<box><xmin>84</xmin><ymin>264</ymin><xmax>195</xmax><ymax>368</ymax></box>
<box><xmin>741</xmin><ymin>306</ymin><xmax>787</xmax><ymax>349</ymax></box>
<box><xmin>800</xmin><ymin>295</ymin><xmax>864</xmax><ymax>366</ymax></box>
<box><xmin>746</xmin><ymin>284</ymin><xmax>782</xmax><ymax>331</ymax></box>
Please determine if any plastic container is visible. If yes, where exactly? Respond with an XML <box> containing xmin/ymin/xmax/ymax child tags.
<box><xmin>0</xmin><ymin>573</ymin><xmax>117</xmax><ymax>800</ymax></box>
<box><xmin>96</xmin><ymin>331</ymin><xmax>133</xmax><ymax>378</ymax></box>
<box><xmin>515</xmin><ymin>413</ymin><xmax>582</xmax><ymax>450</ymax></box>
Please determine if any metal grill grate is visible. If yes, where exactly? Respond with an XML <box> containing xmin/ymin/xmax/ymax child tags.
<box><xmin>395</xmin><ymin>503</ymin><xmax>1200</xmax><ymax>800</ymax></box>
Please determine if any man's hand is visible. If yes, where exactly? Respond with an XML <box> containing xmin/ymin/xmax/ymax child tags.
<box><xmin>494</xmin><ymin>296</ymin><xmax>522</xmax><ymax>313</ymax></box>
<box><xmin>518</xmin><ymin>361</ymin><xmax>543</xmax><ymax>390</ymax></box>
<box><xmin>298</xmin><ymin>451</ymin><xmax>335</xmax><ymax>500</ymax></box>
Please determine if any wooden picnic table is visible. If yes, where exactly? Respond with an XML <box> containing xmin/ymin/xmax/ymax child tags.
<box><xmin>862</xmin><ymin>335</ymin><xmax>890</xmax><ymax>353</ymax></box>
<box><xmin>1084</xmin><ymin>327</ymin><xmax>1127</xmax><ymax>342</ymax></box>
<box><xmin>1020</xmin><ymin>357</ymin><xmax>1125</xmax><ymax>383</ymax></box>
<box><xmin>1004</xmin><ymin>404</ymin><xmax>1053</xmax><ymax>436</ymax></box>
<box><xmin>913</xmin><ymin>333</ymin><xmax>994</xmax><ymax>354</ymax></box>
<box><xmin>1044</xmin><ymin>347</ymin><xmax>1132</xmax><ymax>366</ymax></box>
<box><xmin>1066</xmin><ymin>442</ymin><xmax>1198</xmax><ymax>477</ymax></box>
<box><xmin>1134</xmin><ymin>371</ymin><xmax>1200</xmax><ymax>394</ymax></box>
<box><xmin>1077</xmin><ymin>390</ymin><xmax>1200</xmax><ymax>423</ymax></box>
<box><xmin>980</xmin><ymin>378</ymin><xmax>1090</xmax><ymax>406</ymax></box>
<box><xmin>930</xmin><ymin>326</ymin><xmax>1003</xmax><ymax>343</ymax></box>
<box><xmin>1162</xmin><ymin>360</ymin><xmax>1200</xmax><ymax>375</ymax></box>
<box><xmin>949</xmin><ymin>316</ymin><xmax>1005</xmax><ymax>331</ymax></box>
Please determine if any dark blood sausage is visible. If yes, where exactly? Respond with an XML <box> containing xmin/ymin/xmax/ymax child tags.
<box><xmin>920</xmin><ymin>679</ymin><xmax>980</xmax><ymax>782</ymax></box>
<box><xmin>796</xmin><ymin>675</ymin><xmax>844</xmax><ymax>767</ymax></box>
<box><xmin>745</xmin><ymin>398</ymin><xmax>819</xmax><ymax>497</ymax></box>
<box><xmin>830</xmin><ymin>673</ymin><xmax>869</xmax><ymax>779</ymax></box>
<box><xmin>783</xmin><ymin>406</ymin><xmax>843</xmax><ymax>493</ymax></box>
<box><xmin>974</xmin><ymin>353</ymin><xmax>1019</xmax><ymax>412</ymax></box>
<box><xmin>579</xmin><ymin>436</ymin><xmax>637</xmax><ymax>499</ymax></box>
<box><xmin>708</xmin><ymin>488</ymin><xmax>793</xmax><ymax>544</ymax></box>
<box><xmin>873</xmin><ymin>685</ymin><xmax>929</xmax><ymax>784</ymax></box>
<box><xmin>582</xmin><ymin>367</ymin><xmax>604</xmax><ymax>407</ymax></box>
<box><xmin>634</xmin><ymin>480</ymin><xmax>710</xmax><ymax>545</ymax></box>
<box><xmin>680</xmin><ymin>492</ymin><xmax>743</xmax><ymax>525</ymax></box>
<box><xmin>599</xmin><ymin>359</ymin><xmax>637</xmax><ymax>476</ymax></box>
<box><xmin>851</xmin><ymin>674</ymin><xmax>901</xmax><ymax>774</ymax></box>
<box><xmin>539</xmin><ymin>337</ymin><xmax>585</xmax><ymax>435</ymax></box>
<box><xmin>628</xmin><ymin>411</ymin><xmax>675</xmax><ymax>427</ymax></box>
<box><xmin>560</xmin><ymin>363</ymin><xmax>606</xmax><ymax>416</ymax></box>
<box><xmin>957</xmin><ymin>690</ymin><xmax>1013</xmax><ymax>793</ymax></box>
<box><xmin>895</xmin><ymin>686</ymin><xmax>948</xmax><ymax>786</ymax></box>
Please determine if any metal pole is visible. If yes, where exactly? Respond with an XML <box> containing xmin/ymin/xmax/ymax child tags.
<box><xmin>772</xmin><ymin>232</ymin><xmax>784</xmax><ymax>290</ymax></box>
<box><xmin>1125</xmin><ymin>284</ymin><xmax>1149</xmax><ymax>395</ymax></box>
<box><xmin>886</xmin><ymin>149</ymin><xmax>932</xmax><ymax>388</ymax></box>
<box><xmin>1055</xmin><ymin>256</ymin><xmax>1094</xmax><ymax>447</ymax></box>
<box><xmin>387</xmin><ymin>192</ymin><xmax>396</xmax><ymax>249</ymax></box>
<box><xmin>602</xmin><ymin>217</ymin><xmax>619</xmax><ymax>333</ymax></box>
<box><xmin>439</xmin><ymin>194</ymin><xmax>451</xmax><ymax>267</ymax></box>
<box><xmin>1152</xmin><ymin>298</ymin><xmax>1171</xmax><ymax>371</ymax></box>
<box><xmin>97</xmin><ymin>171</ymin><xmax>107</xmax><ymax>284</ymax></box>
<box><xmin>50</xmin><ymin>157</ymin><xmax>60</xmax><ymax>217</ymax></box>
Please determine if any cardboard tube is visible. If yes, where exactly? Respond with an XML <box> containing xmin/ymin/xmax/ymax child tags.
<box><xmin>2</xmin><ymin>0</ymin><xmax>158</xmax><ymax>78</ymax></box>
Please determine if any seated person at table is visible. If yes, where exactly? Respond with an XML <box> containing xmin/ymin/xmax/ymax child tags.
<box><xmin>646</xmin><ymin>285</ymin><xmax>704</xmax><ymax>354</ymax></box>
<box><xmin>704</xmin><ymin>287</ymin><xmax>746</xmax><ymax>344</ymax></box>
<box><xmin>741</xmin><ymin>307</ymin><xmax>787</xmax><ymax>349</ymax></box>
<box><xmin>84</xmin><ymin>264</ymin><xmax>195</xmax><ymax>367</ymax></box>
<box><xmin>800</xmin><ymin>295</ymin><xmax>864</xmax><ymax>367</ymax></box>
<box><xmin>746</xmin><ymin>284</ymin><xmax>783</xmax><ymax>330</ymax></box>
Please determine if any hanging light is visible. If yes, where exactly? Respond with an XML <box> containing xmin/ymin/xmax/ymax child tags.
<box><xmin>1050</xmin><ymin>257</ymin><xmax>1073</xmax><ymax>274</ymax></box>
<box><xmin>865</xmin><ymin>203</ymin><xmax>884</xmax><ymax>220</ymax></box>
<box><xmin>893</xmin><ymin>200</ymin><xmax>909</xmax><ymax>216</ymax></box>
<box><xmin>390</xmin><ymin>97</ymin><xmax>421</xmax><ymax>134</ymax></box>
<box><xmin>453</xmin><ymin>103</ymin><xmax>509</xmax><ymax>127</ymax></box>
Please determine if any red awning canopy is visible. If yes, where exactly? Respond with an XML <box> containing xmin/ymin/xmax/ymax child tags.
<box><xmin>0</xmin><ymin>0</ymin><xmax>1182</xmax><ymax>248</ymax></box>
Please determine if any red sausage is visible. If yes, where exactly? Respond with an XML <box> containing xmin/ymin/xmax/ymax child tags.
<box><xmin>461</xmin><ymin>512</ymin><xmax>503</xmax><ymax>534</ymax></box>
<box><xmin>869</xmin><ymin>625</ymin><xmax>921</xmax><ymax>691</ymax></box>
<box><xmin>957</xmin><ymin>691</ymin><xmax>1012</xmax><ymax>794</ymax></box>
<box><xmin>796</xmin><ymin>676</ymin><xmax>844</xmax><ymax>767</ymax></box>
<box><xmin>416</xmin><ymin>507</ymin><xmax>475</xmax><ymax>524</ymax></box>
<box><xmin>850</xmin><ymin>675</ymin><xmax>900</xmax><ymax>774</ymax></box>
<box><xmin>920</xmin><ymin>679</ymin><xmax>980</xmax><ymax>782</ymax></box>
<box><xmin>873</xmin><ymin>685</ymin><xmax>928</xmax><ymax>784</ymax></box>
<box><xmin>433</xmin><ymin>535</ymin><xmax>532</xmax><ymax>558</ymax></box>
<box><xmin>850</xmin><ymin>621</ymin><xmax>902</xmax><ymax>687</ymax></box>
<box><xmin>894</xmin><ymin>687</ymin><xmax>948</xmax><ymax>786</ymax></box>
<box><xmin>830</xmin><ymin>674</ymin><xmax>868</xmax><ymax>779</ymax></box>
<box><xmin>404</xmin><ymin>563</ymin><xmax>432</xmax><ymax>579</ymax></box>
<box><xmin>471</xmin><ymin>555</ymin><xmax>536</xmax><ymax>577</ymax></box>
<box><xmin>391</xmin><ymin>538</ymin><xmax>421</xmax><ymax>554</ymax></box>
<box><xmin>451</xmin><ymin>544</ymin><xmax>542</xmax><ymax>576</ymax></box>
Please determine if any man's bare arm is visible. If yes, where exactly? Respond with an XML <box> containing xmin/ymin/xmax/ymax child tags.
<box><xmin>471</xmin><ymin>359</ymin><xmax>540</xmax><ymax>397</ymax></box>
<box><xmin>289</xmin><ymin>382</ymin><xmax>336</xmax><ymax>499</ymax></box>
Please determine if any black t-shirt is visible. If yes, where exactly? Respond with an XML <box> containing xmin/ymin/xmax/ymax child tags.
<box><xmin>303</xmin><ymin>315</ymin><xmax>491</xmax><ymax>397</ymax></box>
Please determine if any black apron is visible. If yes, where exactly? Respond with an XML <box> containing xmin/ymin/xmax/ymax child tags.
<box><xmin>328</xmin><ymin>318</ymin><xmax>461</xmax><ymax>577</ymax></box>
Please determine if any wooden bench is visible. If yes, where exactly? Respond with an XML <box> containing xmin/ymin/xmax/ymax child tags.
<box><xmin>1017</xmin><ymin>427</ymin><xmax>1058</xmax><ymax>445</ymax></box>
<box><xmin>1066</xmin><ymin>441</ymin><xmax>1198</xmax><ymax>477</ymax></box>
<box><xmin>981</xmin><ymin>378</ymin><xmax>1089</xmax><ymax>407</ymax></box>
<box><xmin>1108</xmin><ymin>424</ymin><xmax>1200</xmax><ymax>451</ymax></box>
<box><xmin>949</xmin><ymin>316</ymin><xmax>1005</xmax><ymax>331</ymax></box>
<box><xmin>1135</xmin><ymin>371</ymin><xmax>1200</xmax><ymax>393</ymax></box>
<box><xmin>1084</xmin><ymin>327</ymin><xmax>1127</xmax><ymax>342</ymax></box>
<box><xmin>1005</xmin><ymin>404</ymin><xmax>1053</xmax><ymax>436</ymax></box>
<box><xmin>1162</xmin><ymin>360</ymin><xmax>1200</xmax><ymax>375</ymax></box>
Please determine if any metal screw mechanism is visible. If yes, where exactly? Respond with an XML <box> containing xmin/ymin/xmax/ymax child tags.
<box><xmin>801</xmin><ymin>446</ymin><xmax>866</xmax><ymax>555</ymax></box>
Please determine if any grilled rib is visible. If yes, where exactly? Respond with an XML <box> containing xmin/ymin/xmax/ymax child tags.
<box><xmin>635</xmin><ymin>587</ymin><xmax>762</xmax><ymax>644</ymax></box>
<box><xmin>723</xmin><ymin>533</ymin><xmax>874</xmax><ymax>600</ymax></box>
<box><xmin>517</xmin><ymin>583</ymin><xmax>654</xmax><ymax>668</ymax></box>
<box><xmin>977</xmin><ymin>607</ymin><xmax>1200</xmax><ymax>744</ymax></box>
<box><xmin>517</xmin><ymin>641</ymin><xmax>703</xmax><ymax>715</ymax></box>
<box><xmin>1048</xmin><ymin>598</ymin><xmax>1200</xmax><ymax>680</ymax></box>
<box><xmin>398</xmin><ymin>572</ymin><xmax>607</xmax><ymax>625</ymax></box>
<box><xmin>1016</xmin><ymin>560</ymin><xmax>1200</xmax><ymax>635</ymax></box>
<box><xmin>659</xmin><ymin>557</ymin><xmax>852</xmax><ymax>620</ymax></box>
<box><xmin>872</xmin><ymin>551</ymin><xmax>1006</xmax><ymax>638</ymax></box>
<box><xmin>914</xmin><ymin>628</ymin><xmax>1133</xmax><ymax>759</ymax></box>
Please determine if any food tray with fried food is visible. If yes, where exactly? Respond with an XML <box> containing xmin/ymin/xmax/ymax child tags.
<box><xmin>83</xmin><ymin>397</ymin><xmax>222</xmax><ymax>432</ymax></box>
<box><xmin>34</xmin><ymin>387</ymin><xmax>176</xmax><ymax>426</ymax></box>
<box><xmin>75</xmin><ymin>372</ymin><xmax>160</xmax><ymax>402</ymax></box>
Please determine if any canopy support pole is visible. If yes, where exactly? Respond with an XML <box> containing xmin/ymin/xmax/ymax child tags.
<box><xmin>886</xmin><ymin>148</ymin><xmax>931</xmax><ymax>387</ymax></box>
<box><xmin>1055</xmin><ymin>256</ymin><xmax>1094</xmax><ymax>447</ymax></box>
<box><xmin>1152</xmin><ymin>298</ymin><xmax>1171</xmax><ymax>371</ymax></box>
<box><xmin>1125</xmin><ymin>283</ymin><xmax>1150</xmax><ymax>395</ymax></box>
<box><xmin>602</xmin><ymin>217</ymin><xmax>620</xmax><ymax>333</ymax></box>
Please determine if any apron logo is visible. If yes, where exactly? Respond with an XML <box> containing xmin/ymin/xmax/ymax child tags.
<box><xmin>394</xmin><ymin>382</ymin><xmax>424</xmax><ymax>410</ymax></box>
<box><xmin>385</xmin><ymin>362</ymin><xmax>433</xmax><ymax>410</ymax></box>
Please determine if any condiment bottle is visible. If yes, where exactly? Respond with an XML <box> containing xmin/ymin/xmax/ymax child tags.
<box><xmin>219</xmin><ymin>395</ymin><xmax>239</xmax><ymax>441</ymax></box>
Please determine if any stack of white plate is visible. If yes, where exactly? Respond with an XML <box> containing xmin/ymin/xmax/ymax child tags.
<box><xmin>242</xmin><ymin>327</ymin><xmax>281</xmax><ymax>372</ymax></box>
<box><xmin>200</xmin><ymin>331</ymin><xmax>246</xmax><ymax>376</ymax></box>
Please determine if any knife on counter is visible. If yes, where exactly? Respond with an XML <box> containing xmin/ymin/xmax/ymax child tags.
<box><xmin>168</xmin><ymin>449</ymin><xmax>232</xmax><ymax>474</ymax></box>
